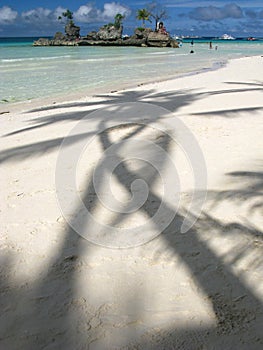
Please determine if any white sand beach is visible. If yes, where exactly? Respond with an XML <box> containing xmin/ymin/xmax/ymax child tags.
<box><xmin>1</xmin><ymin>55</ymin><xmax>263</xmax><ymax>349</ymax></box>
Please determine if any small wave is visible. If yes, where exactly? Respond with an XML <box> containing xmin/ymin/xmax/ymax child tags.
<box><xmin>147</xmin><ymin>51</ymin><xmax>170</xmax><ymax>55</ymax></box>
<box><xmin>1</xmin><ymin>55</ymin><xmax>71</xmax><ymax>63</ymax></box>
<box><xmin>82</xmin><ymin>58</ymin><xmax>108</xmax><ymax>62</ymax></box>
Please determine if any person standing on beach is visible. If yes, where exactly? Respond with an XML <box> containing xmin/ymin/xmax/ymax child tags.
<box><xmin>209</xmin><ymin>41</ymin><xmax>213</xmax><ymax>49</ymax></box>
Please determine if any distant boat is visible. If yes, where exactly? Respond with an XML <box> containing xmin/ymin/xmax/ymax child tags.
<box><xmin>247</xmin><ymin>37</ymin><xmax>256</xmax><ymax>41</ymax></box>
<box><xmin>220</xmin><ymin>34</ymin><xmax>235</xmax><ymax>40</ymax></box>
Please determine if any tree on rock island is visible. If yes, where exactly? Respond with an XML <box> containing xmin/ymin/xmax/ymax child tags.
<box><xmin>58</xmin><ymin>9</ymin><xmax>74</xmax><ymax>25</ymax></box>
<box><xmin>136</xmin><ymin>9</ymin><xmax>151</xmax><ymax>28</ymax></box>
<box><xmin>58</xmin><ymin>9</ymin><xmax>80</xmax><ymax>40</ymax></box>
<box><xmin>114</xmin><ymin>13</ymin><xmax>125</xmax><ymax>29</ymax></box>
<box><xmin>147</xmin><ymin>2</ymin><xmax>169</xmax><ymax>31</ymax></box>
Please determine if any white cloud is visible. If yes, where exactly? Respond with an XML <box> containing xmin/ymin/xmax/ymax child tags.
<box><xmin>74</xmin><ymin>5</ymin><xmax>94</xmax><ymax>23</ymax></box>
<box><xmin>0</xmin><ymin>3</ymin><xmax>132</xmax><ymax>35</ymax></box>
<box><xmin>224</xmin><ymin>3</ymin><xmax>243</xmax><ymax>18</ymax></box>
<box><xmin>21</xmin><ymin>8</ymin><xmax>52</xmax><ymax>23</ymax></box>
<box><xmin>53</xmin><ymin>6</ymin><xmax>67</xmax><ymax>21</ymax></box>
<box><xmin>166</xmin><ymin>1</ymin><xmax>226</xmax><ymax>8</ymax></box>
<box><xmin>74</xmin><ymin>2</ymin><xmax>131</xmax><ymax>23</ymax></box>
<box><xmin>0</xmin><ymin>6</ymin><xmax>18</xmax><ymax>24</ymax></box>
<box><xmin>20</xmin><ymin>7</ymin><xmax>71</xmax><ymax>27</ymax></box>
<box><xmin>101</xmin><ymin>2</ymin><xmax>130</xmax><ymax>19</ymax></box>
<box><xmin>189</xmin><ymin>3</ymin><xmax>243</xmax><ymax>21</ymax></box>
<box><xmin>166</xmin><ymin>1</ymin><xmax>263</xmax><ymax>8</ymax></box>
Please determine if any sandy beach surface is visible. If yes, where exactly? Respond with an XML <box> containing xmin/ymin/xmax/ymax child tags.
<box><xmin>1</xmin><ymin>56</ymin><xmax>263</xmax><ymax>349</ymax></box>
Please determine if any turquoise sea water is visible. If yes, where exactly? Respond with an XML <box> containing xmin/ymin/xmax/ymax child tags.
<box><xmin>0</xmin><ymin>37</ymin><xmax>263</xmax><ymax>104</ymax></box>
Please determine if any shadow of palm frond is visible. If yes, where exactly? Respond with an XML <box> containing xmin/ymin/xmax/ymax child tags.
<box><xmin>4</xmin><ymin>78</ymin><xmax>263</xmax><ymax>139</ymax></box>
<box><xmin>207</xmin><ymin>168</ymin><xmax>263</xmax><ymax>215</ymax></box>
<box><xmin>191</xmin><ymin>106</ymin><xmax>263</xmax><ymax>118</ymax></box>
<box><xmin>85</xmin><ymin>123</ymin><xmax>263</xmax><ymax>347</ymax></box>
<box><xmin>225</xmin><ymin>80</ymin><xmax>263</xmax><ymax>87</ymax></box>
<box><xmin>1</xmin><ymin>89</ymin><xmax>200</xmax><ymax>164</ymax></box>
<box><xmin>1</xmin><ymin>83</ymin><xmax>263</xmax><ymax>349</ymax></box>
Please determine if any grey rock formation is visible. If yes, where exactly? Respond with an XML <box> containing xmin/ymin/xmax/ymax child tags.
<box><xmin>53</xmin><ymin>32</ymin><xmax>66</xmax><ymax>41</ymax></box>
<box><xmin>33</xmin><ymin>26</ymin><xmax>179</xmax><ymax>48</ymax></box>
<box><xmin>33</xmin><ymin>38</ymin><xmax>78</xmax><ymax>46</ymax></box>
<box><xmin>134</xmin><ymin>28</ymin><xmax>152</xmax><ymax>40</ymax></box>
<box><xmin>65</xmin><ymin>23</ymin><xmax>80</xmax><ymax>40</ymax></box>
<box><xmin>85</xmin><ymin>31</ymin><xmax>98</xmax><ymax>40</ymax></box>
<box><xmin>147</xmin><ymin>32</ymin><xmax>171</xmax><ymax>47</ymax></box>
<box><xmin>97</xmin><ymin>25</ymin><xmax>123</xmax><ymax>41</ymax></box>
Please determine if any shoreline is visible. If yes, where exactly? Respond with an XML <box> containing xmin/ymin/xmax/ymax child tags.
<box><xmin>2</xmin><ymin>36</ymin><xmax>263</xmax><ymax>113</ymax></box>
<box><xmin>0</xmin><ymin>54</ymin><xmax>231</xmax><ymax>114</ymax></box>
<box><xmin>2</xmin><ymin>51</ymin><xmax>262</xmax><ymax>115</ymax></box>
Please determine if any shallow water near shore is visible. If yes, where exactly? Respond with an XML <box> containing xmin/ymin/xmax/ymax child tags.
<box><xmin>1</xmin><ymin>37</ymin><xmax>263</xmax><ymax>104</ymax></box>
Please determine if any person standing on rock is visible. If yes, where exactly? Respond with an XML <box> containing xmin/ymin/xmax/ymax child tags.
<box><xmin>158</xmin><ymin>22</ymin><xmax>168</xmax><ymax>35</ymax></box>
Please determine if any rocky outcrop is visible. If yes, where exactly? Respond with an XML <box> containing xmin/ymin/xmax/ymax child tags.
<box><xmin>53</xmin><ymin>32</ymin><xmax>66</xmax><ymax>41</ymax></box>
<box><xmin>33</xmin><ymin>37</ymin><xmax>79</xmax><ymax>46</ymax></box>
<box><xmin>97</xmin><ymin>25</ymin><xmax>123</xmax><ymax>41</ymax></box>
<box><xmin>131</xmin><ymin>28</ymin><xmax>179</xmax><ymax>48</ymax></box>
<box><xmin>33</xmin><ymin>27</ymin><xmax>179</xmax><ymax>48</ymax></box>
<box><xmin>147</xmin><ymin>32</ymin><xmax>170</xmax><ymax>47</ymax></box>
<box><xmin>85</xmin><ymin>31</ymin><xmax>98</xmax><ymax>40</ymax></box>
<box><xmin>81</xmin><ymin>25</ymin><xmax>123</xmax><ymax>42</ymax></box>
<box><xmin>77</xmin><ymin>28</ymin><xmax>179</xmax><ymax>47</ymax></box>
<box><xmin>33</xmin><ymin>23</ymin><xmax>81</xmax><ymax>46</ymax></box>
<box><xmin>133</xmin><ymin>28</ymin><xmax>152</xmax><ymax>40</ymax></box>
<box><xmin>65</xmin><ymin>23</ymin><xmax>80</xmax><ymax>40</ymax></box>
<box><xmin>77</xmin><ymin>37</ymin><xmax>146</xmax><ymax>47</ymax></box>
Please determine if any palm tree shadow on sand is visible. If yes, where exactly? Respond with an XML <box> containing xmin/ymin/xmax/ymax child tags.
<box><xmin>85</xmin><ymin>122</ymin><xmax>263</xmax><ymax>349</ymax></box>
<box><xmin>1</xmin><ymin>84</ymin><xmax>263</xmax><ymax>349</ymax></box>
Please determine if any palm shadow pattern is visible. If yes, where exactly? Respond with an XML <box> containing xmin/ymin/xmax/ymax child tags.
<box><xmin>1</xmin><ymin>82</ymin><xmax>263</xmax><ymax>349</ymax></box>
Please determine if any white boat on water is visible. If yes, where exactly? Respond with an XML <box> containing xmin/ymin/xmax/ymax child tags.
<box><xmin>220</xmin><ymin>33</ymin><xmax>235</xmax><ymax>40</ymax></box>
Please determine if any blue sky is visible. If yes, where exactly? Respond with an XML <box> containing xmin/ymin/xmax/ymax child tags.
<box><xmin>1</xmin><ymin>1</ymin><xmax>263</xmax><ymax>37</ymax></box>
